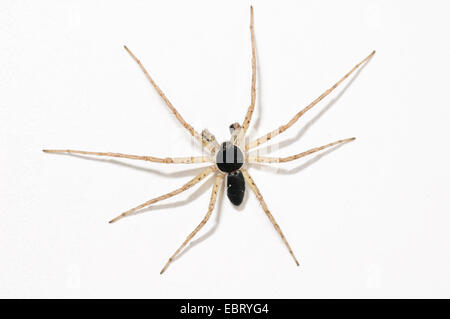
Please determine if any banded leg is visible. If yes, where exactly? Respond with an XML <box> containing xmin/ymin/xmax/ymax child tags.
<box><xmin>202</xmin><ymin>129</ymin><xmax>220</xmax><ymax>153</ymax></box>
<box><xmin>241</xmin><ymin>169</ymin><xmax>299</xmax><ymax>266</ymax></box>
<box><xmin>229</xmin><ymin>122</ymin><xmax>242</xmax><ymax>145</ymax></box>
<box><xmin>237</xmin><ymin>6</ymin><xmax>257</xmax><ymax>144</ymax></box>
<box><xmin>160</xmin><ymin>173</ymin><xmax>224</xmax><ymax>274</ymax></box>
<box><xmin>43</xmin><ymin>149</ymin><xmax>212</xmax><ymax>164</ymax></box>
<box><xmin>109</xmin><ymin>166</ymin><xmax>216</xmax><ymax>223</ymax></box>
<box><xmin>247</xmin><ymin>137</ymin><xmax>355</xmax><ymax>163</ymax></box>
<box><xmin>246</xmin><ymin>51</ymin><xmax>375</xmax><ymax>151</ymax></box>
<box><xmin>124</xmin><ymin>45</ymin><xmax>216</xmax><ymax>153</ymax></box>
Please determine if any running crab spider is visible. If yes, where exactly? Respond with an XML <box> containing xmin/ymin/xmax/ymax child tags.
<box><xmin>43</xmin><ymin>7</ymin><xmax>375</xmax><ymax>274</ymax></box>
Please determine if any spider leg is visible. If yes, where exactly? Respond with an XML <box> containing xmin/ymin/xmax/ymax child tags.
<box><xmin>43</xmin><ymin>149</ymin><xmax>212</xmax><ymax>164</ymax></box>
<box><xmin>202</xmin><ymin>129</ymin><xmax>220</xmax><ymax>153</ymax></box>
<box><xmin>229</xmin><ymin>122</ymin><xmax>242</xmax><ymax>145</ymax></box>
<box><xmin>123</xmin><ymin>45</ymin><xmax>216</xmax><ymax>153</ymax></box>
<box><xmin>160</xmin><ymin>173</ymin><xmax>224</xmax><ymax>274</ymax></box>
<box><xmin>247</xmin><ymin>137</ymin><xmax>355</xmax><ymax>163</ymax></box>
<box><xmin>246</xmin><ymin>51</ymin><xmax>375</xmax><ymax>151</ymax></box>
<box><xmin>241</xmin><ymin>169</ymin><xmax>299</xmax><ymax>266</ymax></box>
<box><xmin>109</xmin><ymin>166</ymin><xmax>216</xmax><ymax>224</ymax></box>
<box><xmin>237</xmin><ymin>6</ymin><xmax>256</xmax><ymax>145</ymax></box>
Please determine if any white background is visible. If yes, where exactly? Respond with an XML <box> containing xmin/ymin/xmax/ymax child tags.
<box><xmin>1</xmin><ymin>0</ymin><xmax>449</xmax><ymax>298</ymax></box>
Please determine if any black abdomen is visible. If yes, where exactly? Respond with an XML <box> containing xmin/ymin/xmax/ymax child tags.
<box><xmin>227</xmin><ymin>170</ymin><xmax>245</xmax><ymax>206</ymax></box>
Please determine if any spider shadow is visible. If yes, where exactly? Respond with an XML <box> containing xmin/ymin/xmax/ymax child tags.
<box><xmin>49</xmin><ymin>153</ymin><xmax>209</xmax><ymax>178</ymax></box>
<box><xmin>255</xmin><ymin>55</ymin><xmax>371</xmax><ymax>154</ymax></box>
<box><xmin>249</xmin><ymin>142</ymin><xmax>351</xmax><ymax>175</ymax></box>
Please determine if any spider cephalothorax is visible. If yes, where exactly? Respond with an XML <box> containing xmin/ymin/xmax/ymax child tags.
<box><xmin>215</xmin><ymin>140</ymin><xmax>245</xmax><ymax>205</ymax></box>
<box><xmin>216</xmin><ymin>142</ymin><xmax>245</xmax><ymax>173</ymax></box>
<box><xmin>44</xmin><ymin>7</ymin><xmax>374</xmax><ymax>274</ymax></box>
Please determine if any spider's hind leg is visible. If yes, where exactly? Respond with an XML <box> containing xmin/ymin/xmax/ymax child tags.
<box><xmin>160</xmin><ymin>173</ymin><xmax>224</xmax><ymax>274</ymax></box>
<box><xmin>241</xmin><ymin>169</ymin><xmax>299</xmax><ymax>266</ymax></box>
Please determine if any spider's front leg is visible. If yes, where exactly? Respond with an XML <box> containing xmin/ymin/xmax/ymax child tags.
<box><xmin>123</xmin><ymin>45</ymin><xmax>217</xmax><ymax>154</ymax></box>
<box><xmin>237</xmin><ymin>6</ymin><xmax>257</xmax><ymax>145</ymax></box>
<box><xmin>246</xmin><ymin>51</ymin><xmax>375</xmax><ymax>151</ymax></box>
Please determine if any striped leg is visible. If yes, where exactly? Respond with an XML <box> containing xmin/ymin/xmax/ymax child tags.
<box><xmin>109</xmin><ymin>166</ymin><xmax>216</xmax><ymax>224</ymax></box>
<box><xmin>237</xmin><ymin>6</ymin><xmax>257</xmax><ymax>145</ymax></box>
<box><xmin>247</xmin><ymin>137</ymin><xmax>355</xmax><ymax>163</ymax></box>
<box><xmin>124</xmin><ymin>45</ymin><xmax>216</xmax><ymax>153</ymax></box>
<box><xmin>43</xmin><ymin>149</ymin><xmax>212</xmax><ymax>164</ymax></box>
<box><xmin>241</xmin><ymin>169</ymin><xmax>299</xmax><ymax>266</ymax></box>
<box><xmin>246</xmin><ymin>51</ymin><xmax>375</xmax><ymax>151</ymax></box>
<box><xmin>160</xmin><ymin>173</ymin><xmax>224</xmax><ymax>274</ymax></box>
<box><xmin>202</xmin><ymin>129</ymin><xmax>220</xmax><ymax>153</ymax></box>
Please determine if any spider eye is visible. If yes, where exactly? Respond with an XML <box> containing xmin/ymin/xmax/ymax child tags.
<box><xmin>216</xmin><ymin>142</ymin><xmax>244</xmax><ymax>173</ymax></box>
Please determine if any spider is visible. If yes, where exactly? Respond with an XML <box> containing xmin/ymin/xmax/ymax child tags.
<box><xmin>44</xmin><ymin>7</ymin><xmax>374</xmax><ymax>274</ymax></box>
